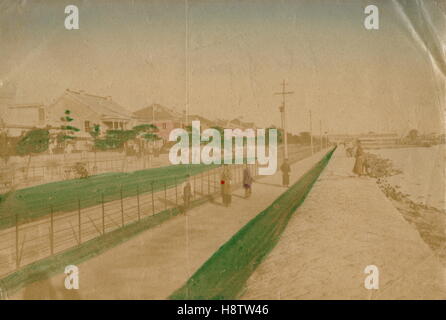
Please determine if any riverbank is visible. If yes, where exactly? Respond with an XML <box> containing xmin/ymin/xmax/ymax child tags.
<box><xmin>377</xmin><ymin>180</ymin><xmax>446</xmax><ymax>265</ymax></box>
<box><xmin>373</xmin><ymin>145</ymin><xmax>445</xmax><ymax>210</ymax></box>
<box><xmin>368</xmin><ymin>147</ymin><xmax>445</xmax><ymax>266</ymax></box>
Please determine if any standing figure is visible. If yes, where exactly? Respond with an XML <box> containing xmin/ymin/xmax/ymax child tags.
<box><xmin>280</xmin><ymin>159</ymin><xmax>291</xmax><ymax>187</ymax></box>
<box><xmin>242</xmin><ymin>164</ymin><xmax>253</xmax><ymax>198</ymax></box>
<box><xmin>352</xmin><ymin>141</ymin><xmax>365</xmax><ymax>176</ymax></box>
<box><xmin>182</xmin><ymin>174</ymin><xmax>193</xmax><ymax>211</ymax></box>
<box><xmin>220</xmin><ymin>165</ymin><xmax>232</xmax><ymax>207</ymax></box>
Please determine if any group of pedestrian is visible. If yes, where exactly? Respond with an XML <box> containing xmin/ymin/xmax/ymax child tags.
<box><xmin>181</xmin><ymin>160</ymin><xmax>292</xmax><ymax>211</ymax></box>
<box><xmin>220</xmin><ymin>163</ymin><xmax>255</xmax><ymax>207</ymax></box>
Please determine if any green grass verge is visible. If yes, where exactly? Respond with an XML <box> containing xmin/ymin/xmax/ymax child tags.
<box><xmin>169</xmin><ymin>148</ymin><xmax>335</xmax><ymax>300</ymax></box>
<box><xmin>0</xmin><ymin>163</ymin><xmax>218</xmax><ymax>229</ymax></box>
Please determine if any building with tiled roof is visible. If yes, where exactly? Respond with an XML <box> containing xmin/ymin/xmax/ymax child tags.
<box><xmin>46</xmin><ymin>89</ymin><xmax>136</xmax><ymax>138</ymax></box>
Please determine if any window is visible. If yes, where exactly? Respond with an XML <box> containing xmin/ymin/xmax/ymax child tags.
<box><xmin>84</xmin><ymin>120</ymin><xmax>90</xmax><ymax>132</ymax></box>
<box><xmin>162</xmin><ymin>123</ymin><xmax>167</xmax><ymax>129</ymax></box>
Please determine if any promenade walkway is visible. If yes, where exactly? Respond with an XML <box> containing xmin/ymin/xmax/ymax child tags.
<box><xmin>10</xmin><ymin>149</ymin><xmax>330</xmax><ymax>299</ymax></box>
<box><xmin>241</xmin><ymin>148</ymin><xmax>446</xmax><ymax>299</ymax></box>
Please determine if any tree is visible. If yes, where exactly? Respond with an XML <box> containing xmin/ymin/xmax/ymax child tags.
<box><xmin>95</xmin><ymin>129</ymin><xmax>137</xmax><ymax>151</ymax></box>
<box><xmin>88</xmin><ymin>124</ymin><xmax>101</xmax><ymax>173</ymax></box>
<box><xmin>132</xmin><ymin>124</ymin><xmax>160</xmax><ymax>168</ymax></box>
<box><xmin>0</xmin><ymin>129</ymin><xmax>12</xmax><ymax>166</ymax></box>
<box><xmin>16</xmin><ymin>129</ymin><xmax>50</xmax><ymax>179</ymax></box>
<box><xmin>59</xmin><ymin>109</ymin><xmax>80</xmax><ymax>153</ymax></box>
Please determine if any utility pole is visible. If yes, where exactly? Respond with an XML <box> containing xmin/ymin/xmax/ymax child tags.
<box><xmin>274</xmin><ymin>80</ymin><xmax>294</xmax><ymax>160</ymax></box>
<box><xmin>185</xmin><ymin>0</ymin><xmax>190</xmax><ymax>128</ymax></box>
<box><xmin>309</xmin><ymin>110</ymin><xmax>313</xmax><ymax>155</ymax></box>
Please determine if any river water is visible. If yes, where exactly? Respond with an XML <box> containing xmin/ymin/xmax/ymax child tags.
<box><xmin>374</xmin><ymin>145</ymin><xmax>445</xmax><ymax>211</ymax></box>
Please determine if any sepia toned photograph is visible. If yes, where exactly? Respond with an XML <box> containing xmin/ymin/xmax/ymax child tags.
<box><xmin>0</xmin><ymin>0</ymin><xmax>445</xmax><ymax>302</ymax></box>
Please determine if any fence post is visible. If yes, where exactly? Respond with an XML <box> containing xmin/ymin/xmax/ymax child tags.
<box><xmin>207</xmin><ymin>171</ymin><xmax>210</xmax><ymax>195</ymax></box>
<box><xmin>15</xmin><ymin>213</ymin><xmax>19</xmax><ymax>270</ymax></box>
<box><xmin>151</xmin><ymin>181</ymin><xmax>155</xmax><ymax>215</ymax></box>
<box><xmin>235</xmin><ymin>165</ymin><xmax>238</xmax><ymax>184</ymax></box>
<box><xmin>234</xmin><ymin>165</ymin><xmax>237</xmax><ymax>184</ymax></box>
<box><xmin>120</xmin><ymin>186</ymin><xmax>124</xmax><ymax>227</ymax></box>
<box><xmin>136</xmin><ymin>184</ymin><xmax>141</xmax><ymax>221</ymax></box>
<box><xmin>175</xmin><ymin>178</ymin><xmax>178</xmax><ymax>206</ymax></box>
<box><xmin>164</xmin><ymin>182</ymin><xmax>167</xmax><ymax>211</ymax></box>
<box><xmin>193</xmin><ymin>174</ymin><xmax>196</xmax><ymax>199</ymax></box>
<box><xmin>78</xmin><ymin>198</ymin><xmax>82</xmax><ymax>244</ymax></box>
<box><xmin>201</xmin><ymin>172</ymin><xmax>203</xmax><ymax>196</ymax></box>
<box><xmin>50</xmin><ymin>205</ymin><xmax>54</xmax><ymax>256</ymax></box>
<box><xmin>214</xmin><ymin>169</ymin><xmax>217</xmax><ymax>192</ymax></box>
<box><xmin>101</xmin><ymin>193</ymin><xmax>105</xmax><ymax>234</ymax></box>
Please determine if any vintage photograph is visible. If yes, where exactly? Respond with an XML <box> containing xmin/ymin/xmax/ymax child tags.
<box><xmin>0</xmin><ymin>0</ymin><xmax>444</xmax><ymax>300</ymax></box>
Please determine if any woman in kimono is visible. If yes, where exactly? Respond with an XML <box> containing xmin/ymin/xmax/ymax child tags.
<box><xmin>220</xmin><ymin>165</ymin><xmax>232</xmax><ymax>206</ymax></box>
<box><xmin>280</xmin><ymin>159</ymin><xmax>291</xmax><ymax>187</ymax></box>
<box><xmin>352</xmin><ymin>141</ymin><xmax>365</xmax><ymax>176</ymax></box>
<box><xmin>242</xmin><ymin>164</ymin><xmax>253</xmax><ymax>198</ymax></box>
<box><xmin>182</xmin><ymin>174</ymin><xmax>194</xmax><ymax>211</ymax></box>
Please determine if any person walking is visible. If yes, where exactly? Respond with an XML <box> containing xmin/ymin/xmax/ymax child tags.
<box><xmin>220</xmin><ymin>165</ymin><xmax>232</xmax><ymax>207</ymax></box>
<box><xmin>182</xmin><ymin>174</ymin><xmax>194</xmax><ymax>211</ymax></box>
<box><xmin>352</xmin><ymin>140</ymin><xmax>365</xmax><ymax>176</ymax></box>
<box><xmin>280</xmin><ymin>159</ymin><xmax>291</xmax><ymax>187</ymax></box>
<box><xmin>242</xmin><ymin>164</ymin><xmax>253</xmax><ymax>198</ymax></box>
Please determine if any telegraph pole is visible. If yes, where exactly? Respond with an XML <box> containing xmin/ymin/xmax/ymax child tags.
<box><xmin>274</xmin><ymin>80</ymin><xmax>294</xmax><ymax>160</ymax></box>
<box><xmin>185</xmin><ymin>0</ymin><xmax>190</xmax><ymax>127</ymax></box>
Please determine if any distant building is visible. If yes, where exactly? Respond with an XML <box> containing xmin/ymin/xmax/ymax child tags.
<box><xmin>187</xmin><ymin>114</ymin><xmax>214</xmax><ymax>130</ymax></box>
<box><xmin>357</xmin><ymin>133</ymin><xmax>400</xmax><ymax>148</ymax></box>
<box><xmin>328</xmin><ymin>132</ymin><xmax>401</xmax><ymax>148</ymax></box>
<box><xmin>1</xmin><ymin>103</ymin><xmax>47</xmax><ymax>137</ymax></box>
<box><xmin>133</xmin><ymin>104</ymin><xmax>184</xmax><ymax>141</ymax></box>
<box><xmin>228</xmin><ymin>118</ymin><xmax>256</xmax><ymax>130</ymax></box>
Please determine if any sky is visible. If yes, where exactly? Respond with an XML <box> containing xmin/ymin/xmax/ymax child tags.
<box><xmin>0</xmin><ymin>0</ymin><xmax>444</xmax><ymax>135</ymax></box>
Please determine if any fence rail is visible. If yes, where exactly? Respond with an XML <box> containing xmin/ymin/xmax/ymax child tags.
<box><xmin>0</xmin><ymin>154</ymin><xmax>168</xmax><ymax>192</ymax></box>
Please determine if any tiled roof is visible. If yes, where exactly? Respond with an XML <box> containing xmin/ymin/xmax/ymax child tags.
<box><xmin>66</xmin><ymin>89</ymin><xmax>133</xmax><ymax>120</ymax></box>
<box><xmin>133</xmin><ymin>104</ymin><xmax>183</xmax><ymax>122</ymax></box>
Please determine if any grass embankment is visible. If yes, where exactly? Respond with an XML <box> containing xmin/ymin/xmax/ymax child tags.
<box><xmin>0</xmin><ymin>163</ymin><xmax>217</xmax><ymax>229</ymax></box>
<box><xmin>169</xmin><ymin>148</ymin><xmax>335</xmax><ymax>300</ymax></box>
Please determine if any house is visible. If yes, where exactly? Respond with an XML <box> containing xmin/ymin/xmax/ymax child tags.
<box><xmin>46</xmin><ymin>89</ymin><xmax>135</xmax><ymax>139</ymax></box>
<box><xmin>228</xmin><ymin>118</ymin><xmax>256</xmax><ymax>130</ymax></box>
<box><xmin>214</xmin><ymin>118</ymin><xmax>236</xmax><ymax>129</ymax></box>
<box><xmin>133</xmin><ymin>104</ymin><xmax>184</xmax><ymax>142</ymax></box>
<box><xmin>187</xmin><ymin>114</ymin><xmax>214</xmax><ymax>130</ymax></box>
<box><xmin>44</xmin><ymin>89</ymin><xmax>136</xmax><ymax>152</ymax></box>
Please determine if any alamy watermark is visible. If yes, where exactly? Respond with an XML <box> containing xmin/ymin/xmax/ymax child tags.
<box><xmin>168</xmin><ymin>121</ymin><xmax>278</xmax><ymax>175</ymax></box>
